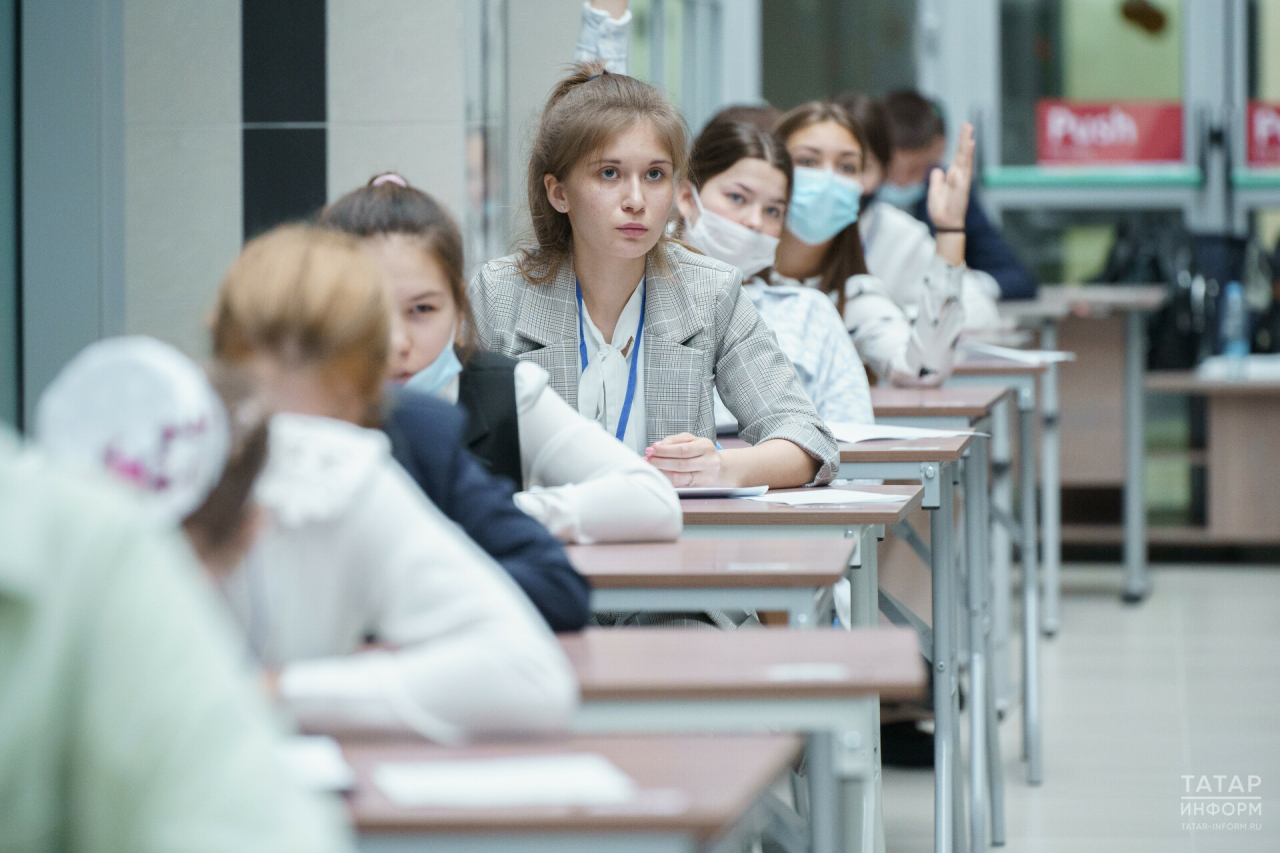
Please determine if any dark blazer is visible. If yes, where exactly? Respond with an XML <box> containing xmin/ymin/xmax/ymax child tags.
<box><xmin>382</xmin><ymin>388</ymin><xmax>590</xmax><ymax>632</ymax></box>
<box><xmin>911</xmin><ymin>182</ymin><xmax>1038</xmax><ymax>300</ymax></box>
<box><xmin>456</xmin><ymin>350</ymin><xmax>523</xmax><ymax>488</ymax></box>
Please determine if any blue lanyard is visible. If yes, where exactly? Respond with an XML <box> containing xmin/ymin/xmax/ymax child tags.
<box><xmin>577</xmin><ymin>278</ymin><xmax>646</xmax><ymax>443</ymax></box>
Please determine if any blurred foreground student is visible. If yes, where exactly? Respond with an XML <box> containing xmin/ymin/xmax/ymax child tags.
<box><xmin>878</xmin><ymin>90</ymin><xmax>1037</xmax><ymax>300</ymax></box>
<box><xmin>0</xmin><ymin>427</ymin><xmax>352</xmax><ymax>853</ymax></box>
<box><xmin>211</xmin><ymin>224</ymin><xmax>577</xmax><ymax>739</ymax></box>
<box><xmin>470</xmin><ymin>61</ymin><xmax>838</xmax><ymax>488</ymax></box>
<box><xmin>36</xmin><ymin>336</ymin><xmax>269</xmax><ymax>577</ymax></box>
<box><xmin>320</xmin><ymin>174</ymin><xmax>680</xmax><ymax>547</ymax></box>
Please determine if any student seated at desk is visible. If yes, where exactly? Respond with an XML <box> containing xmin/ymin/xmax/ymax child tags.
<box><xmin>772</xmin><ymin>100</ymin><xmax>997</xmax><ymax>386</ymax></box>
<box><xmin>0</xmin><ymin>428</ymin><xmax>353</xmax><ymax>853</ymax></box>
<box><xmin>672</xmin><ymin>116</ymin><xmax>873</xmax><ymax>426</ymax></box>
<box><xmin>875</xmin><ymin>90</ymin><xmax>1038</xmax><ymax>301</ymax></box>
<box><xmin>210</xmin><ymin>224</ymin><xmax>578</xmax><ymax>740</ymax></box>
<box><xmin>469</xmin><ymin>62</ymin><xmax>838</xmax><ymax>489</ymax></box>
<box><xmin>319</xmin><ymin>174</ymin><xmax>680</xmax><ymax>548</ymax></box>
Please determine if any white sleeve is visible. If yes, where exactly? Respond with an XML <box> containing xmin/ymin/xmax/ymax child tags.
<box><xmin>809</xmin><ymin>295</ymin><xmax>875</xmax><ymax>424</ymax></box>
<box><xmin>574</xmin><ymin>2</ymin><xmax>632</xmax><ymax>74</ymax></box>
<box><xmin>841</xmin><ymin>266</ymin><xmax>964</xmax><ymax>386</ymax></box>
<box><xmin>278</xmin><ymin>464</ymin><xmax>578</xmax><ymax>741</ymax></box>
<box><xmin>510</xmin><ymin>361</ymin><xmax>681</xmax><ymax>544</ymax></box>
<box><xmin>960</xmin><ymin>268</ymin><xmax>1002</xmax><ymax>331</ymax></box>
<box><xmin>840</xmin><ymin>275</ymin><xmax>913</xmax><ymax>383</ymax></box>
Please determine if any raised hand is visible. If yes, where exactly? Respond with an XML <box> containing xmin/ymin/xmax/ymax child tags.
<box><xmin>927</xmin><ymin>121</ymin><xmax>975</xmax><ymax>232</ymax></box>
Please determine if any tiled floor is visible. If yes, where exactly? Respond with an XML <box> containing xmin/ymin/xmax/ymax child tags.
<box><xmin>882</xmin><ymin>564</ymin><xmax>1280</xmax><ymax>853</ymax></box>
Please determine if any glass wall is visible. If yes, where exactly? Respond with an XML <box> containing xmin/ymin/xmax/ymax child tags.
<box><xmin>760</xmin><ymin>0</ymin><xmax>916</xmax><ymax>111</ymax></box>
<box><xmin>1000</xmin><ymin>0</ymin><xmax>1184</xmax><ymax>167</ymax></box>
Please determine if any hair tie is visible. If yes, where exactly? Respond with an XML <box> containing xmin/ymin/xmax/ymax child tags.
<box><xmin>372</xmin><ymin>173</ymin><xmax>408</xmax><ymax>188</ymax></box>
<box><xmin>587</xmin><ymin>73</ymin><xmax>603</xmax><ymax>82</ymax></box>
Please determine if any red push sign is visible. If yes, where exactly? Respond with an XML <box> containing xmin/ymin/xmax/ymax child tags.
<box><xmin>1247</xmin><ymin>101</ymin><xmax>1280</xmax><ymax>167</ymax></box>
<box><xmin>1036</xmin><ymin>99</ymin><xmax>1183</xmax><ymax>165</ymax></box>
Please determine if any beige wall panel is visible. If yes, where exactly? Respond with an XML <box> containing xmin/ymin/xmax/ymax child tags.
<box><xmin>123</xmin><ymin>0</ymin><xmax>240</xmax><ymax>356</ymax></box>
<box><xmin>327</xmin><ymin>0</ymin><xmax>463</xmax><ymax>124</ymax></box>
<box><xmin>327</xmin><ymin>122</ymin><xmax>468</xmax><ymax>223</ymax></box>
<box><xmin>504</xmin><ymin>0</ymin><xmax>582</xmax><ymax>245</ymax></box>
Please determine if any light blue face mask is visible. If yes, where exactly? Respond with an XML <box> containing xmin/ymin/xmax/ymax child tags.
<box><xmin>403</xmin><ymin>342</ymin><xmax>463</xmax><ymax>397</ymax></box>
<box><xmin>877</xmin><ymin>180</ymin><xmax>927</xmax><ymax>210</ymax></box>
<box><xmin>785</xmin><ymin>166</ymin><xmax>864</xmax><ymax>245</ymax></box>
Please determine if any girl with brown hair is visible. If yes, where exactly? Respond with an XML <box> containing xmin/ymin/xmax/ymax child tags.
<box><xmin>772</xmin><ymin>100</ymin><xmax>992</xmax><ymax>385</ymax></box>
<box><xmin>320</xmin><ymin>173</ymin><xmax>681</xmax><ymax>546</ymax></box>
<box><xmin>675</xmin><ymin>115</ymin><xmax>873</xmax><ymax>426</ymax></box>
<box><xmin>469</xmin><ymin>61</ymin><xmax>838</xmax><ymax>489</ymax></box>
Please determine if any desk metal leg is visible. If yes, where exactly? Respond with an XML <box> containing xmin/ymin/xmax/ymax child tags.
<box><xmin>931</xmin><ymin>464</ymin><xmax>962</xmax><ymax>853</ymax></box>
<box><xmin>807</xmin><ymin>732</ymin><xmax>838</xmax><ymax>853</ymax></box>
<box><xmin>840</xmin><ymin>526</ymin><xmax>886</xmax><ymax>853</ymax></box>
<box><xmin>989</xmin><ymin>399</ymin><xmax>1014</xmax><ymax>715</ymax></box>
<box><xmin>1122</xmin><ymin>310</ymin><xmax>1149</xmax><ymax>603</ymax></box>
<box><xmin>1018</xmin><ymin>408</ymin><xmax>1043</xmax><ymax>786</ymax></box>
<box><xmin>1039</xmin><ymin>320</ymin><xmax>1062</xmax><ymax>636</ymax></box>
<box><xmin>964</xmin><ymin>442</ymin><xmax>991</xmax><ymax>852</ymax></box>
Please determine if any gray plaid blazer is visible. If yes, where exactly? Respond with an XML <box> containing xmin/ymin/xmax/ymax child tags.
<box><xmin>468</xmin><ymin>243</ymin><xmax>838</xmax><ymax>484</ymax></box>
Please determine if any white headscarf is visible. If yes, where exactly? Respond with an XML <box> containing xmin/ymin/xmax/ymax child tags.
<box><xmin>35</xmin><ymin>336</ymin><xmax>231</xmax><ymax>522</ymax></box>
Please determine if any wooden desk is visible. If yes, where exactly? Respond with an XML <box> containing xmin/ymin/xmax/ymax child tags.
<box><xmin>562</xmin><ymin>626</ymin><xmax>925</xmax><ymax>704</ymax></box>
<box><xmin>946</xmin><ymin>357</ymin><xmax>1047</xmax><ymax>791</ymax></box>
<box><xmin>680</xmin><ymin>484</ymin><xmax>921</xmax><ymax>532</ymax></box>
<box><xmin>833</xmin><ymin>434</ymin><xmax>1000</xmax><ymax>847</ymax></box>
<box><xmin>1146</xmin><ymin>371</ymin><xmax>1280</xmax><ymax>542</ymax></box>
<box><xmin>866</xmin><ymin>387</ymin><xmax>1012</xmax><ymax>851</ymax></box>
<box><xmin>569</xmin><ymin>538</ymin><xmax>853</xmax><ymax>628</ymax></box>
<box><xmin>1000</xmin><ymin>285</ymin><xmax>1167</xmax><ymax>606</ymax></box>
<box><xmin>349</xmin><ymin>732</ymin><xmax>803</xmax><ymax>853</ymax></box>
<box><xmin>562</xmin><ymin>626</ymin><xmax>925</xmax><ymax>853</ymax></box>
<box><xmin>870</xmin><ymin>385</ymin><xmax>1014</xmax><ymax>428</ymax></box>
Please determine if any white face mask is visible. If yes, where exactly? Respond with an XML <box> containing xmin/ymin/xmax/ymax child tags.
<box><xmin>683</xmin><ymin>186</ymin><xmax>781</xmax><ymax>279</ymax></box>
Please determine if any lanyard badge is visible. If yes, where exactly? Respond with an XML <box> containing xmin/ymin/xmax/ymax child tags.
<box><xmin>577</xmin><ymin>278</ymin><xmax>646</xmax><ymax>443</ymax></box>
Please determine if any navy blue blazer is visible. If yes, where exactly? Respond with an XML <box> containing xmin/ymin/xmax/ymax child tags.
<box><xmin>910</xmin><ymin>182</ymin><xmax>1038</xmax><ymax>300</ymax></box>
<box><xmin>382</xmin><ymin>388</ymin><xmax>590</xmax><ymax>632</ymax></box>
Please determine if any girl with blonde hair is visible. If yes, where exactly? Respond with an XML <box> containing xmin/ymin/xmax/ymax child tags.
<box><xmin>210</xmin><ymin>224</ymin><xmax>577</xmax><ymax>740</ymax></box>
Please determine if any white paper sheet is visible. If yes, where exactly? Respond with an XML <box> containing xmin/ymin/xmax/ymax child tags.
<box><xmin>745</xmin><ymin>489</ymin><xmax>904</xmax><ymax>506</ymax></box>
<box><xmin>282</xmin><ymin>736</ymin><xmax>356</xmax><ymax>793</ymax></box>
<box><xmin>373</xmin><ymin>753</ymin><xmax>637</xmax><ymax>809</ymax></box>
<box><xmin>676</xmin><ymin>485</ymin><xmax>769</xmax><ymax>498</ymax></box>
<box><xmin>959</xmin><ymin>341</ymin><xmax>1075</xmax><ymax>365</ymax></box>
<box><xmin>826</xmin><ymin>422</ymin><xmax>976</xmax><ymax>444</ymax></box>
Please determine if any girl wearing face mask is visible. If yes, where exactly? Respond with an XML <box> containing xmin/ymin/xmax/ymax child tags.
<box><xmin>572</xmin><ymin>7</ymin><xmax>993</xmax><ymax>386</ymax></box>
<box><xmin>675</xmin><ymin>117</ymin><xmax>873</xmax><ymax>427</ymax></box>
<box><xmin>321</xmin><ymin>174</ymin><xmax>681</xmax><ymax>547</ymax></box>
<box><xmin>470</xmin><ymin>62</ymin><xmax>838</xmax><ymax>490</ymax></box>
<box><xmin>770</xmin><ymin>101</ymin><xmax>994</xmax><ymax>386</ymax></box>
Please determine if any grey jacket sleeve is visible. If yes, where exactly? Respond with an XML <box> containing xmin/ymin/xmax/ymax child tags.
<box><xmin>712</xmin><ymin>277</ymin><xmax>839</xmax><ymax>484</ymax></box>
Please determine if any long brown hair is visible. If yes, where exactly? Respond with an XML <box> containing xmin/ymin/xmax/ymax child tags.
<box><xmin>319</xmin><ymin>173</ymin><xmax>477</xmax><ymax>360</ymax></box>
<box><xmin>775</xmin><ymin>101</ymin><xmax>871</xmax><ymax>314</ymax></box>
<box><xmin>517</xmin><ymin>60</ymin><xmax>688</xmax><ymax>283</ymax></box>
<box><xmin>687</xmin><ymin>117</ymin><xmax>793</xmax><ymax>194</ymax></box>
